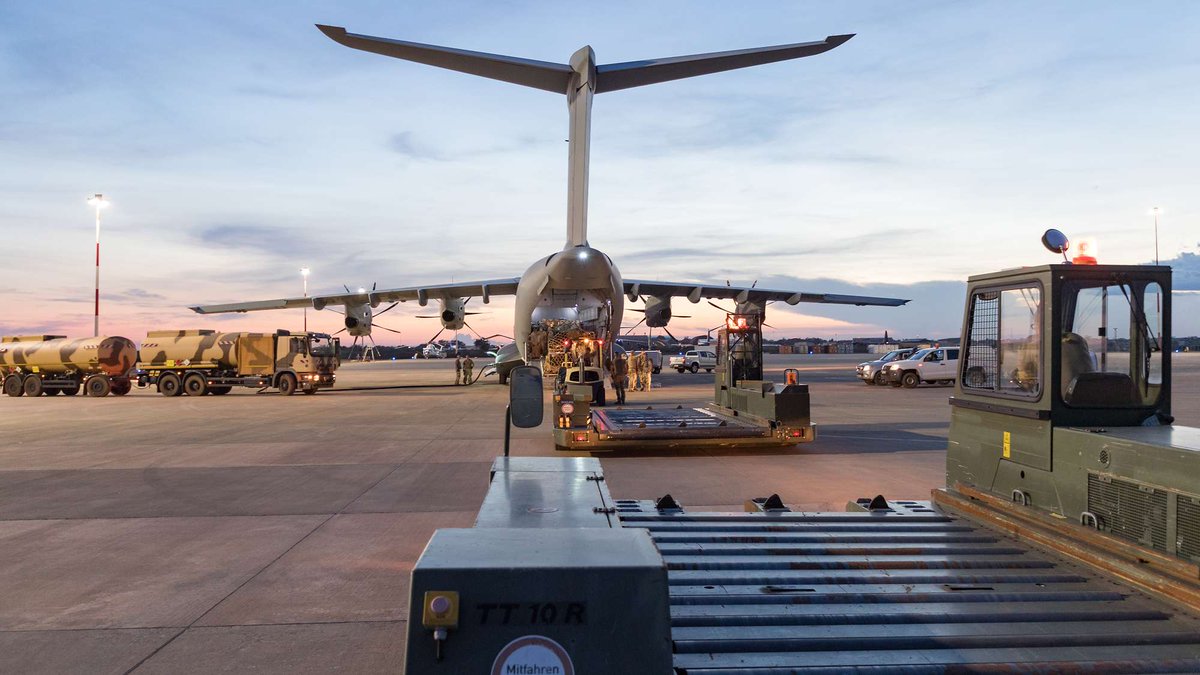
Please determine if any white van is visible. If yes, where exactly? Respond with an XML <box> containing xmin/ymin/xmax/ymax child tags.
<box><xmin>883</xmin><ymin>347</ymin><xmax>960</xmax><ymax>388</ymax></box>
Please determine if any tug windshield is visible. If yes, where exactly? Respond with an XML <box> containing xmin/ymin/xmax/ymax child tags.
<box><xmin>1060</xmin><ymin>280</ymin><xmax>1164</xmax><ymax>407</ymax></box>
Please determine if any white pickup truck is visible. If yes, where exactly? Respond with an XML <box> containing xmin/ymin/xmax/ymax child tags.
<box><xmin>883</xmin><ymin>347</ymin><xmax>960</xmax><ymax>387</ymax></box>
<box><xmin>668</xmin><ymin>349</ymin><xmax>717</xmax><ymax>373</ymax></box>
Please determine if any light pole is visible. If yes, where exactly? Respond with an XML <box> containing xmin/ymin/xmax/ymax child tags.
<box><xmin>1150</xmin><ymin>206</ymin><xmax>1162</xmax><ymax>264</ymax></box>
<box><xmin>87</xmin><ymin>194</ymin><xmax>109</xmax><ymax>336</ymax></box>
<box><xmin>300</xmin><ymin>267</ymin><xmax>310</xmax><ymax>332</ymax></box>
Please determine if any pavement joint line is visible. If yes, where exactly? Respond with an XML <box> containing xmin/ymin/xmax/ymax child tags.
<box><xmin>0</xmin><ymin>619</ymin><xmax>410</xmax><ymax>634</ymax></box>
<box><xmin>121</xmin><ymin>461</ymin><xmax>409</xmax><ymax>673</ymax></box>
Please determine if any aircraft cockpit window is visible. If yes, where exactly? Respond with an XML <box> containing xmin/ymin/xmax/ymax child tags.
<box><xmin>1060</xmin><ymin>280</ymin><xmax>1163</xmax><ymax>408</ymax></box>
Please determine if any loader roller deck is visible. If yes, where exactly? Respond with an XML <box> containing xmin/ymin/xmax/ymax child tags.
<box><xmin>616</xmin><ymin>500</ymin><xmax>1200</xmax><ymax>673</ymax></box>
<box><xmin>593</xmin><ymin>406</ymin><xmax>770</xmax><ymax>440</ymax></box>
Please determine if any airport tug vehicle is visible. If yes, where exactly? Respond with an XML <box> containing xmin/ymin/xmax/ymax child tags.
<box><xmin>400</xmin><ymin>232</ymin><xmax>1200</xmax><ymax>673</ymax></box>
<box><xmin>0</xmin><ymin>334</ymin><xmax>137</xmax><ymax>397</ymax></box>
<box><xmin>136</xmin><ymin>330</ymin><xmax>339</xmax><ymax>396</ymax></box>
<box><xmin>552</xmin><ymin>314</ymin><xmax>814</xmax><ymax>451</ymax></box>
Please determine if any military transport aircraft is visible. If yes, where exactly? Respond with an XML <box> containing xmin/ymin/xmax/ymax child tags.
<box><xmin>191</xmin><ymin>25</ymin><xmax>908</xmax><ymax>372</ymax></box>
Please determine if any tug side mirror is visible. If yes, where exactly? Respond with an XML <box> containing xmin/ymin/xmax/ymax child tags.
<box><xmin>508</xmin><ymin>366</ymin><xmax>544</xmax><ymax>428</ymax></box>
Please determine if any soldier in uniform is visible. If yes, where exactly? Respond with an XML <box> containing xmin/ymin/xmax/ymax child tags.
<box><xmin>462</xmin><ymin>355</ymin><xmax>475</xmax><ymax>385</ymax></box>
<box><xmin>454</xmin><ymin>354</ymin><xmax>463</xmax><ymax>385</ymax></box>
<box><xmin>611</xmin><ymin>352</ymin><xmax>629</xmax><ymax>404</ymax></box>
<box><xmin>630</xmin><ymin>352</ymin><xmax>644</xmax><ymax>391</ymax></box>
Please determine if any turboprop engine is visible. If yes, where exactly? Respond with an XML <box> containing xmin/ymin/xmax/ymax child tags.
<box><xmin>342</xmin><ymin>303</ymin><xmax>374</xmax><ymax>337</ymax></box>
<box><xmin>436</xmin><ymin>298</ymin><xmax>468</xmax><ymax>330</ymax></box>
<box><xmin>642</xmin><ymin>295</ymin><xmax>674</xmax><ymax>327</ymax></box>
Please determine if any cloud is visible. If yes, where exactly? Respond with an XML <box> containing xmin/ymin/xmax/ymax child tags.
<box><xmin>191</xmin><ymin>223</ymin><xmax>320</xmax><ymax>259</ymax></box>
<box><xmin>1160</xmin><ymin>251</ymin><xmax>1200</xmax><ymax>291</ymax></box>
<box><xmin>388</xmin><ymin>131</ymin><xmax>447</xmax><ymax>161</ymax></box>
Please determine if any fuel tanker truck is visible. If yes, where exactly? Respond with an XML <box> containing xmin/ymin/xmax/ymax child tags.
<box><xmin>136</xmin><ymin>329</ymin><xmax>339</xmax><ymax>396</ymax></box>
<box><xmin>0</xmin><ymin>335</ymin><xmax>137</xmax><ymax>397</ymax></box>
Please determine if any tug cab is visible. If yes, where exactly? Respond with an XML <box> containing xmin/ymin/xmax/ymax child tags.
<box><xmin>947</xmin><ymin>231</ymin><xmax>1197</xmax><ymax>564</ymax></box>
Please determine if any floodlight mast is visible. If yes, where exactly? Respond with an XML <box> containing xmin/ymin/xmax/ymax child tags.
<box><xmin>314</xmin><ymin>26</ymin><xmax>852</xmax><ymax>250</ymax></box>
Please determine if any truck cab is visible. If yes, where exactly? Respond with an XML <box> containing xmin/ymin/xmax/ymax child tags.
<box><xmin>946</xmin><ymin>262</ymin><xmax>1198</xmax><ymax>564</ymax></box>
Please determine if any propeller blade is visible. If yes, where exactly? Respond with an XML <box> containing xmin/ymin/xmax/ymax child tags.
<box><xmin>374</xmin><ymin>324</ymin><xmax>404</xmax><ymax>335</ymax></box>
<box><xmin>463</xmin><ymin>311</ymin><xmax>487</xmax><ymax>316</ymax></box>
<box><xmin>332</xmin><ymin>327</ymin><xmax>347</xmax><ymax>336</ymax></box>
<box><xmin>629</xmin><ymin>308</ymin><xmax>646</xmax><ymax>313</ymax></box>
<box><xmin>662</xmin><ymin>326</ymin><xmax>679</xmax><ymax>343</ymax></box>
<box><xmin>622</xmin><ymin>316</ymin><xmax>647</xmax><ymax>336</ymax></box>
<box><xmin>708</xmin><ymin>300</ymin><xmax>734</xmax><ymax>313</ymax></box>
<box><xmin>326</xmin><ymin>307</ymin><xmax>345</xmax><ymax>315</ymax></box>
<box><xmin>344</xmin><ymin>284</ymin><xmax>351</xmax><ymax>293</ymax></box>
<box><xmin>675</xmin><ymin>314</ymin><xmax>692</xmax><ymax>319</ymax></box>
<box><xmin>372</xmin><ymin>282</ymin><xmax>377</xmax><ymax>291</ymax></box>
<box><xmin>374</xmin><ymin>302</ymin><xmax>400</xmax><ymax>317</ymax></box>
<box><xmin>424</xmin><ymin>327</ymin><xmax>446</xmax><ymax>347</ymax></box>
<box><xmin>414</xmin><ymin>315</ymin><xmax>439</xmax><ymax>319</ymax></box>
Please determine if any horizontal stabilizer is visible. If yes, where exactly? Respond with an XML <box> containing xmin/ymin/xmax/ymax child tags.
<box><xmin>316</xmin><ymin>25</ymin><xmax>852</xmax><ymax>96</ymax></box>
<box><xmin>316</xmin><ymin>25</ymin><xmax>571</xmax><ymax>93</ymax></box>
<box><xmin>595</xmin><ymin>35</ymin><xmax>854</xmax><ymax>93</ymax></box>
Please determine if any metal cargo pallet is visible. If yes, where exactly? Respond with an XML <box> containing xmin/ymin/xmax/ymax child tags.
<box><xmin>593</xmin><ymin>406</ymin><xmax>770</xmax><ymax>440</ymax></box>
<box><xmin>618</xmin><ymin>500</ymin><xmax>1200</xmax><ymax>674</ymax></box>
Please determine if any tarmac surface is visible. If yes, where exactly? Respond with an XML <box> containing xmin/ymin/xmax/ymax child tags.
<box><xmin>1</xmin><ymin>352</ymin><xmax>1197</xmax><ymax>673</ymax></box>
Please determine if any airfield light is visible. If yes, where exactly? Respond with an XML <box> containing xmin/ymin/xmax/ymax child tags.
<box><xmin>726</xmin><ymin>315</ymin><xmax>750</xmax><ymax>333</ymax></box>
<box><xmin>300</xmin><ymin>267</ymin><xmax>310</xmax><ymax>332</ymax></box>
<box><xmin>87</xmin><ymin>193</ymin><xmax>109</xmax><ymax>337</ymax></box>
<box><xmin>1149</xmin><ymin>206</ymin><xmax>1162</xmax><ymax>265</ymax></box>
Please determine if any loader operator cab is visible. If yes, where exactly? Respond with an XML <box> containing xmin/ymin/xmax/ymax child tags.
<box><xmin>947</xmin><ymin>231</ymin><xmax>1192</xmax><ymax>551</ymax></box>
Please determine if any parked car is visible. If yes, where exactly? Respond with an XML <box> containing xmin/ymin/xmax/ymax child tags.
<box><xmin>855</xmin><ymin>348</ymin><xmax>917</xmax><ymax>385</ymax></box>
<box><xmin>668</xmin><ymin>349</ymin><xmax>717</xmax><ymax>373</ymax></box>
<box><xmin>884</xmin><ymin>347</ymin><xmax>960</xmax><ymax>388</ymax></box>
<box><xmin>630</xmin><ymin>350</ymin><xmax>663</xmax><ymax>374</ymax></box>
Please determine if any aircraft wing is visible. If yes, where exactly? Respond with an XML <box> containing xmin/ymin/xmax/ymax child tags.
<box><xmin>622</xmin><ymin>279</ymin><xmax>909</xmax><ymax>307</ymax></box>
<box><xmin>190</xmin><ymin>278</ymin><xmax>521</xmax><ymax>314</ymax></box>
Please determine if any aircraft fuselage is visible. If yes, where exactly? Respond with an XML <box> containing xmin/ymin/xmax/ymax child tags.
<box><xmin>514</xmin><ymin>245</ymin><xmax>623</xmax><ymax>363</ymax></box>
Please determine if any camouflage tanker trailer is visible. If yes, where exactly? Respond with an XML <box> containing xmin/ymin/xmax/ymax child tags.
<box><xmin>136</xmin><ymin>329</ymin><xmax>339</xmax><ymax>396</ymax></box>
<box><xmin>0</xmin><ymin>335</ymin><xmax>137</xmax><ymax>397</ymax></box>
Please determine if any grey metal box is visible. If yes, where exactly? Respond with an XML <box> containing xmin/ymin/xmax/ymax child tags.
<box><xmin>404</xmin><ymin>528</ymin><xmax>672</xmax><ymax>673</ymax></box>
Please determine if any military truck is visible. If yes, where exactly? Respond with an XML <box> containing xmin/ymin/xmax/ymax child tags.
<box><xmin>0</xmin><ymin>335</ymin><xmax>137</xmax><ymax>397</ymax></box>
<box><xmin>136</xmin><ymin>330</ymin><xmax>339</xmax><ymax>396</ymax></box>
<box><xmin>396</xmin><ymin>232</ymin><xmax>1200</xmax><ymax>672</ymax></box>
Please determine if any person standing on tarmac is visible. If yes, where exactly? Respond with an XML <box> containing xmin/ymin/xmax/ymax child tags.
<box><xmin>611</xmin><ymin>353</ymin><xmax>629</xmax><ymax>404</ymax></box>
<box><xmin>463</xmin><ymin>355</ymin><xmax>475</xmax><ymax>385</ymax></box>
<box><xmin>454</xmin><ymin>354</ymin><xmax>463</xmax><ymax>385</ymax></box>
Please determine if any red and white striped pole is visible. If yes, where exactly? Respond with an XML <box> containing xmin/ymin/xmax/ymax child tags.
<box><xmin>87</xmin><ymin>194</ymin><xmax>108</xmax><ymax>336</ymax></box>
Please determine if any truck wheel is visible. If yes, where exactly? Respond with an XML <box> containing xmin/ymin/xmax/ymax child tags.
<box><xmin>183</xmin><ymin>373</ymin><xmax>208</xmax><ymax>397</ymax></box>
<box><xmin>498</xmin><ymin>371</ymin><xmax>509</xmax><ymax>385</ymax></box>
<box><xmin>23</xmin><ymin>375</ymin><xmax>44</xmax><ymax>397</ymax></box>
<box><xmin>86</xmin><ymin>375</ymin><xmax>112</xmax><ymax>397</ymax></box>
<box><xmin>3</xmin><ymin>375</ymin><xmax>24</xmax><ymax>397</ymax></box>
<box><xmin>63</xmin><ymin>382</ymin><xmax>80</xmax><ymax>396</ymax></box>
<box><xmin>158</xmin><ymin>372</ymin><xmax>182</xmax><ymax>397</ymax></box>
<box><xmin>676</xmin><ymin>368</ymin><xmax>684</xmax><ymax>373</ymax></box>
<box><xmin>302</xmin><ymin>388</ymin><xmax>318</xmax><ymax>395</ymax></box>
<box><xmin>873</xmin><ymin>371</ymin><xmax>886</xmax><ymax>386</ymax></box>
<box><xmin>111</xmin><ymin>380</ymin><xmax>131</xmax><ymax>396</ymax></box>
<box><xmin>653</xmin><ymin>367</ymin><xmax>661</xmax><ymax>374</ymax></box>
<box><xmin>901</xmin><ymin>371</ymin><xmax>921</xmax><ymax>388</ymax></box>
<box><xmin>45</xmin><ymin>387</ymin><xmax>62</xmax><ymax>396</ymax></box>
<box><xmin>209</xmin><ymin>386</ymin><xmax>232</xmax><ymax>396</ymax></box>
<box><xmin>690</xmin><ymin>362</ymin><xmax>700</xmax><ymax>374</ymax></box>
<box><xmin>705</xmin><ymin>368</ymin><xmax>713</xmax><ymax>373</ymax></box>
<box><xmin>278</xmin><ymin>373</ymin><xmax>297</xmax><ymax>396</ymax></box>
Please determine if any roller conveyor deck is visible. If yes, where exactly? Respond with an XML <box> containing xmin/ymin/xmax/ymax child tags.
<box><xmin>617</xmin><ymin>500</ymin><xmax>1200</xmax><ymax>674</ymax></box>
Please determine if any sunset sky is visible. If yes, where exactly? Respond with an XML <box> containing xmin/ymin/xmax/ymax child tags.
<box><xmin>2</xmin><ymin>1</ymin><xmax>1198</xmax><ymax>345</ymax></box>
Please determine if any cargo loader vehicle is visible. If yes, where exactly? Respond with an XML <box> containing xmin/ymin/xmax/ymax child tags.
<box><xmin>136</xmin><ymin>330</ymin><xmax>339</xmax><ymax>396</ymax></box>
<box><xmin>0</xmin><ymin>335</ymin><xmax>137</xmax><ymax>397</ymax></box>
<box><xmin>552</xmin><ymin>314</ymin><xmax>814</xmax><ymax>451</ymax></box>
<box><xmin>397</xmin><ymin>231</ymin><xmax>1200</xmax><ymax>673</ymax></box>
